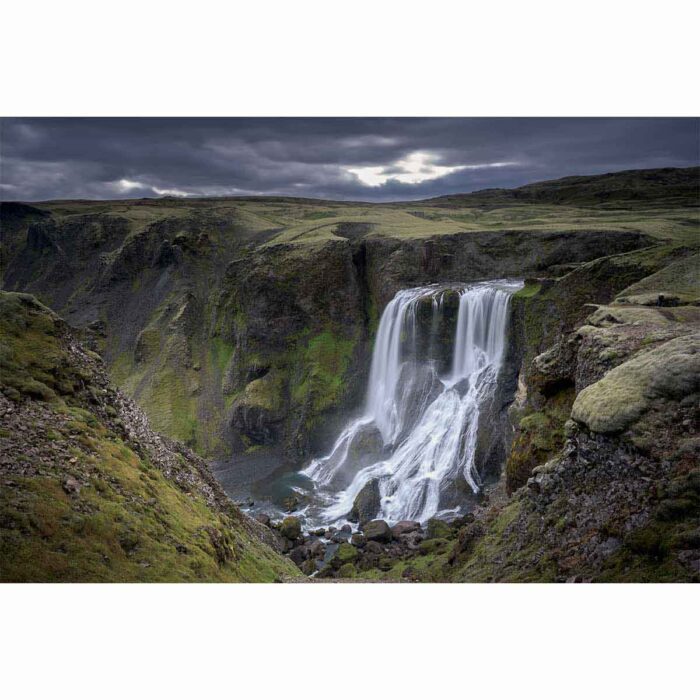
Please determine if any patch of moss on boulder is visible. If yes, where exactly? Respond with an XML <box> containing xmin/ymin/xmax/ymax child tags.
<box><xmin>572</xmin><ymin>334</ymin><xmax>700</xmax><ymax>434</ymax></box>
<box><xmin>279</xmin><ymin>516</ymin><xmax>302</xmax><ymax>541</ymax></box>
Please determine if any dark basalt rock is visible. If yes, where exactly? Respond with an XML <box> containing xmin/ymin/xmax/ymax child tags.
<box><xmin>350</xmin><ymin>478</ymin><xmax>381</xmax><ymax>525</ymax></box>
<box><xmin>391</xmin><ymin>520</ymin><xmax>421</xmax><ymax>537</ymax></box>
<box><xmin>362</xmin><ymin>519</ymin><xmax>393</xmax><ymax>543</ymax></box>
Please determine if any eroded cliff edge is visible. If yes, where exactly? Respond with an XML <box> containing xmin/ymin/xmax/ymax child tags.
<box><xmin>1</xmin><ymin>197</ymin><xmax>655</xmax><ymax>468</ymax></box>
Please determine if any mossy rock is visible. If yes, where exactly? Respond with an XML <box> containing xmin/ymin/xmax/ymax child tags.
<box><xmin>426</xmin><ymin>518</ymin><xmax>453</xmax><ymax>540</ymax></box>
<box><xmin>337</xmin><ymin>562</ymin><xmax>357</xmax><ymax>578</ymax></box>
<box><xmin>279</xmin><ymin>516</ymin><xmax>302</xmax><ymax>541</ymax></box>
<box><xmin>334</xmin><ymin>542</ymin><xmax>359</xmax><ymax>565</ymax></box>
<box><xmin>572</xmin><ymin>334</ymin><xmax>700</xmax><ymax>434</ymax></box>
<box><xmin>506</xmin><ymin>387</ymin><xmax>575</xmax><ymax>492</ymax></box>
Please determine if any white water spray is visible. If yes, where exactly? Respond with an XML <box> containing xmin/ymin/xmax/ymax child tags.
<box><xmin>303</xmin><ymin>279</ymin><xmax>522</xmax><ymax>524</ymax></box>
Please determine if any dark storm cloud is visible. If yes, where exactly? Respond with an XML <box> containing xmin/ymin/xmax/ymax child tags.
<box><xmin>1</xmin><ymin>118</ymin><xmax>698</xmax><ymax>202</ymax></box>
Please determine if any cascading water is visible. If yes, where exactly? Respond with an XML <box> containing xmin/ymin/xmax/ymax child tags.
<box><xmin>303</xmin><ymin>279</ymin><xmax>523</xmax><ymax>525</ymax></box>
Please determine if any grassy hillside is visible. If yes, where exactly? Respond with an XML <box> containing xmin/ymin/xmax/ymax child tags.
<box><xmin>0</xmin><ymin>292</ymin><xmax>299</xmax><ymax>582</ymax></box>
<box><xmin>2</xmin><ymin>167</ymin><xmax>698</xmax><ymax>255</ymax></box>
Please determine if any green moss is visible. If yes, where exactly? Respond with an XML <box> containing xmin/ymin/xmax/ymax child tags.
<box><xmin>597</xmin><ymin>514</ymin><xmax>697</xmax><ymax>583</ymax></box>
<box><xmin>334</xmin><ymin>543</ymin><xmax>359</xmax><ymax>566</ymax></box>
<box><xmin>337</xmin><ymin>562</ymin><xmax>357</xmax><ymax>578</ymax></box>
<box><xmin>209</xmin><ymin>336</ymin><xmax>234</xmax><ymax>375</ymax></box>
<box><xmin>138</xmin><ymin>367</ymin><xmax>198</xmax><ymax>447</ymax></box>
<box><xmin>572</xmin><ymin>334</ymin><xmax>700</xmax><ymax>434</ymax></box>
<box><xmin>134</xmin><ymin>326</ymin><xmax>161</xmax><ymax>364</ymax></box>
<box><xmin>290</xmin><ymin>329</ymin><xmax>355</xmax><ymax>416</ymax></box>
<box><xmin>426</xmin><ymin>518</ymin><xmax>453</xmax><ymax>540</ymax></box>
<box><xmin>451</xmin><ymin>500</ymin><xmax>557</xmax><ymax>582</ymax></box>
<box><xmin>418</xmin><ymin>537</ymin><xmax>450</xmax><ymax>555</ymax></box>
<box><xmin>279</xmin><ymin>516</ymin><xmax>302</xmax><ymax>541</ymax></box>
<box><xmin>513</xmin><ymin>280</ymin><xmax>542</xmax><ymax>298</ymax></box>
<box><xmin>506</xmin><ymin>387</ymin><xmax>575</xmax><ymax>492</ymax></box>
<box><xmin>241</xmin><ymin>372</ymin><xmax>284</xmax><ymax>412</ymax></box>
<box><xmin>358</xmin><ymin>547</ymin><xmax>452</xmax><ymax>582</ymax></box>
<box><xmin>0</xmin><ymin>293</ymin><xmax>79</xmax><ymax>404</ymax></box>
<box><xmin>0</xmin><ymin>411</ymin><xmax>298</xmax><ymax>583</ymax></box>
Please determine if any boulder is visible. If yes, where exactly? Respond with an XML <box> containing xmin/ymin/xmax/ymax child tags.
<box><xmin>365</xmin><ymin>540</ymin><xmax>383</xmax><ymax>554</ymax></box>
<box><xmin>426</xmin><ymin>518</ymin><xmax>452</xmax><ymax>540</ymax></box>
<box><xmin>331</xmin><ymin>543</ymin><xmax>359</xmax><ymax>569</ymax></box>
<box><xmin>391</xmin><ymin>520</ymin><xmax>421</xmax><ymax>537</ymax></box>
<box><xmin>279</xmin><ymin>516</ymin><xmax>302</xmax><ymax>541</ymax></box>
<box><xmin>350</xmin><ymin>533</ymin><xmax>366</xmax><ymax>548</ymax></box>
<box><xmin>62</xmin><ymin>476</ymin><xmax>81</xmax><ymax>496</ymax></box>
<box><xmin>337</xmin><ymin>563</ymin><xmax>357</xmax><ymax>578</ymax></box>
<box><xmin>350</xmin><ymin>479</ymin><xmax>381</xmax><ymax>525</ymax></box>
<box><xmin>330</xmin><ymin>529</ymin><xmax>351</xmax><ymax>544</ymax></box>
<box><xmin>307</xmin><ymin>539</ymin><xmax>326</xmax><ymax>559</ymax></box>
<box><xmin>289</xmin><ymin>546</ymin><xmax>308</xmax><ymax>566</ymax></box>
<box><xmin>300</xmin><ymin>559</ymin><xmax>317</xmax><ymax>576</ymax></box>
<box><xmin>363</xmin><ymin>519</ymin><xmax>392</xmax><ymax>543</ymax></box>
<box><xmin>571</xmin><ymin>334</ymin><xmax>700</xmax><ymax>435</ymax></box>
<box><xmin>254</xmin><ymin>513</ymin><xmax>271</xmax><ymax>527</ymax></box>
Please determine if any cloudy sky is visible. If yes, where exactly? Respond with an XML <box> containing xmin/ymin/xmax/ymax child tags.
<box><xmin>1</xmin><ymin>118</ymin><xmax>698</xmax><ymax>202</ymax></box>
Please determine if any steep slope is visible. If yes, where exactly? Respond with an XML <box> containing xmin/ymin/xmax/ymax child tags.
<box><xmin>0</xmin><ymin>292</ymin><xmax>299</xmax><ymax>582</ymax></box>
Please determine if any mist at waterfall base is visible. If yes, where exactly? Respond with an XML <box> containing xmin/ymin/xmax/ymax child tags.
<box><xmin>246</xmin><ymin>279</ymin><xmax>522</xmax><ymax>529</ymax></box>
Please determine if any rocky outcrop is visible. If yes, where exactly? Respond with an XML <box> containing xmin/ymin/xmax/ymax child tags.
<box><xmin>571</xmin><ymin>333</ymin><xmax>700</xmax><ymax>435</ymax></box>
<box><xmin>449</xmin><ymin>252</ymin><xmax>700</xmax><ymax>582</ymax></box>
<box><xmin>360</xmin><ymin>229</ymin><xmax>653</xmax><ymax>308</ymax></box>
<box><xmin>350</xmin><ymin>478</ymin><xmax>381</xmax><ymax>525</ymax></box>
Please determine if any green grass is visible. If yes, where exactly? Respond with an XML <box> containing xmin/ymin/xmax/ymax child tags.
<box><xmin>23</xmin><ymin>177</ymin><xmax>699</xmax><ymax>253</ymax></box>
<box><xmin>0</xmin><ymin>435</ymin><xmax>298</xmax><ymax>582</ymax></box>
<box><xmin>513</xmin><ymin>280</ymin><xmax>542</xmax><ymax>298</ymax></box>
<box><xmin>0</xmin><ymin>290</ymin><xmax>299</xmax><ymax>582</ymax></box>
<box><xmin>616</xmin><ymin>252</ymin><xmax>700</xmax><ymax>303</ymax></box>
<box><xmin>0</xmin><ymin>293</ymin><xmax>77</xmax><ymax>403</ymax></box>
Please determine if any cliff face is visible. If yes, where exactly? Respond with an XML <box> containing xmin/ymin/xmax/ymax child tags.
<box><xmin>465</xmin><ymin>241</ymin><xmax>700</xmax><ymax>582</ymax></box>
<box><xmin>1</xmin><ymin>198</ymin><xmax>655</xmax><ymax>470</ymax></box>
<box><xmin>0</xmin><ymin>292</ymin><xmax>299</xmax><ymax>582</ymax></box>
<box><xmin>360</xmin><ymin>229</ymin><xmax>653</xmax><ymax>307</ymax></box>
<box><xmin>451</xmin><ymin>313</ymin><xmax>700</xmax><ymax>583</ymax></box>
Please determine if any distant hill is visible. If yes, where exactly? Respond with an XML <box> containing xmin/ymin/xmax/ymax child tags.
<box><xmin>423</xmin><ymin>167</ymin><xmax>700</xmax><ymax>207</ymax></box>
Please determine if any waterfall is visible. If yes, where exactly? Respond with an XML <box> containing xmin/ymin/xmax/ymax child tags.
<box><xmin>303</xmin><ymin>279</ymin><xmax>522</xmax><ymax>524</ymax></box>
